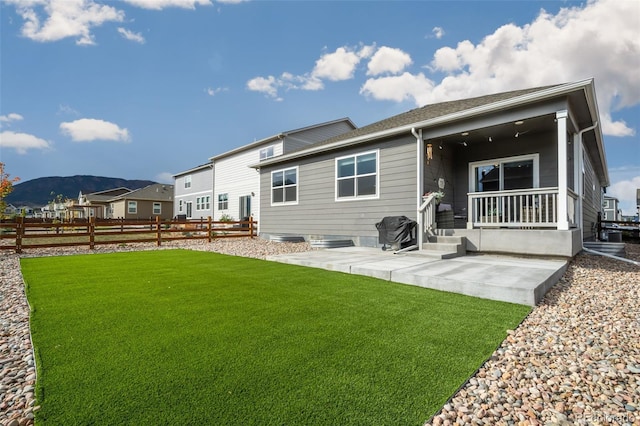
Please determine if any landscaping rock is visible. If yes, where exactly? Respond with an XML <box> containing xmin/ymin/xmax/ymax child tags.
<box><xmin>2</xmin><ymin>240</ymin><xmax>639</xmax><ymax>426</ymax></box>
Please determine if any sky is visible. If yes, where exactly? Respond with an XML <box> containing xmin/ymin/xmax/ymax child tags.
<box><xmin>0</xmin><ymin>0</ymin><xmax>639</xmax><ymax>215</ymax></box>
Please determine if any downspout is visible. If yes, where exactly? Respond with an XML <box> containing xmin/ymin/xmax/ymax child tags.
<box><xmin>576</xmin><ymin>121</ymin><xmax>598</xmax><ymax>250</ymax></box>
<box><xmin>411</xmin><ymin>127</ymin><xmax>424</xmax><ymax>249</ymax></box>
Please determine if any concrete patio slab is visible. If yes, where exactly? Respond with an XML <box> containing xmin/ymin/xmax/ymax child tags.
<box><xmin>267</xmin><ymin>247</ymin><xmax>568</xmax><ymax>306</ymax></box>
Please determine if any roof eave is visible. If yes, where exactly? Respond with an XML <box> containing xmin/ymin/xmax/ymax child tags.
<box><xmin>251</xmin><ymin>79</ymin><xmax>597</xmax><ymax>169</ymax></box>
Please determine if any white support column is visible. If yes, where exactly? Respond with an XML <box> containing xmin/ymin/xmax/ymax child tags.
<box><xmin>557</xmin><ymin>110</ymin><xmax>569</xmax><ymax>230</ymax></box>
<box><xmin>415</xmin><ymin>129</ymin><xmax>424</xmax><ymax>248</ymax></box>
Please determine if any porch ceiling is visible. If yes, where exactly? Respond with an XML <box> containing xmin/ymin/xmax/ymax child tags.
<box><xmin>429</xmin><ymin>113</ymin><xmax>557</xmax><ymax>148</ymax></box>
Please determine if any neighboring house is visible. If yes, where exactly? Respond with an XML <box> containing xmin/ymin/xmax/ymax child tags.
<box><xmin>253</xmin><ymin>79</ymin><xmax>608</xmax><ymax>258</ymax></box>
<box><xmin>173</xmin><ymin>118</ymin><xmax>356</xmax><ymax>224</ymax></box>
<box><xmin>76</xmin><ymin>187</ymin><xmax>132</xmax><ymax>218</ymax></box>
<box><xmin>211</xmin><ymin>118</ymin><xmax>356</xmax><ymax>225</ymax></box>
<box><xmin>3</xmin><ymin>204</ymin><xmax>18</xmax><ymax>217</ymax></box>
<box><xmin>637</xmin><ymin>188</ymin><xmax>640</xmax><ymax>219</ymax></box>
<box><xmin>603</xmin><ymin>195</ymin><xmax>620</xmax><ymax>221</ymax></box>
<box><xmin>173</xmin><ymin>163</ymin><xmax>214</xmax><ymax>220</ymax></box>
<box><xmin>109</xmin><ymin>183</ymin><xmax>174</xmax><ymax>220</ymax></box>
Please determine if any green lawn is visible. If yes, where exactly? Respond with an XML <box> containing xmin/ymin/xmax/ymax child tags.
<box><xmin>22</xmin><ymin>250</ymin><xmax>530</xmax><ymax>425</ymax></box>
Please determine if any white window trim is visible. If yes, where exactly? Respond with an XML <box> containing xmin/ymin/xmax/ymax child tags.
<box><xmin>127</xmin><ymin>201</ymin><xmax>138</xmax><ymax>214</ymax></box>
<box><xmin>271</xmin><ymin>166</ymin><xmax>299</xmax><ymax>206</ymax></box>
<box><xmin>335</xmin><ymin>150</ymin><xmax>380</xmax><ymax>202</ymax></box>
<box><xmin>218</xmin><ymin>193</ymin><xmax>229</xmax><ymax>210</ymax></box>
<box><xmin>260</xmin><ymin>145</ymin><xmax>275</xmax><ymax>160</ymax></box>
<box><xmin>468</xmin><ymin>153</ymin><xmax>540</xmax><ymax>192</ymax></box>
<box><xmin>195</xmin><ymin>196</ymin><xmax>211</xmax><ymax>211</ymax></box>
<box><xmin>153</xmin><ymin>202</ymin><xmax>162</xmax><ymax>215</ymax></box>
<box><xmin>184</xmin><ymin>175</ymin><xmax>192</xmax><ymax>189</ymax></box>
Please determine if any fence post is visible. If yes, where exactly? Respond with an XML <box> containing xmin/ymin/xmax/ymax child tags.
<box><xmin>207</xmin><ymin>216</ymin><xmax>212</xmax><ymax>243</ymax></box>
<box><xmin>249</xmin><ymin>217</ymin><xmax>254</xmax><ymax>239</ymax></box>
<box><xmin>155</xmin><ymin>216</ymin><xmax>162</xmax><ymax>246</ymax></box>
<box><xmin>16</xmin><ymin>217</ymin><xmax>23</xmax><ymax>254</ymax></box>
<box><xmin>89</xmin><ymin>216</ymin><xmax>95</xmax><ymax>250</ymax></box>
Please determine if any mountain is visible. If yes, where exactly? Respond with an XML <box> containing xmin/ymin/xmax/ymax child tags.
<box><xmin>5</xmin><ymin>175</ymin><xmax>158</xmax><ymax>207</ymax></box>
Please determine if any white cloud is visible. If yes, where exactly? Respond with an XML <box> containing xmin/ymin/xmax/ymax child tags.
<box><xmin>432</xmin><ymin>27</ymin><xmax>445</xmax><ymax>39</ymax></box>
<box><xmin>60</xmin><ymin>118</ymin><xmax>130</xmax><ymax>142</ymax></box>
<box><xmin>0</xmin><ymin>113</ymin><xmax>24</xmax><ymax>124</ymax></box>
<box><xmin>0</xmin><ymin>131</ymin><xmax>51</xmax><ymax>154</ymax></box>
<box><xmin>366</xmin><ymin>46</ymin><xmax>412</xmax><ymax>76</ymax></box>
<box><xmin>247</xmin><ymin>44</ymin><xmax>375</xmax><ymax>100</ymax></box>
<box><xmin>205</xmin><ymin>86</ymin><xmax>228</xmax><ymax>96</ymax></box>
<box><xmin>117</xmin><ymin>27</ymin><xmax>145</xmax><ymax>44</ymax></box>
<box><xmin>311</xmin><ymin>47</ymin><xmax>363</xmax><ymax>81</ymax></box>
<box><xmin>246</xmin><ymin>76</ymin><xmax>278</xmax><ymax>98</ymax></box>
<box><xmin>360</xmin><ymin>72</ymin><xmax>435</xmax><ymax>104</ymax></box>
<box><xmin>415</xmin><ymin>0</ymin><xmax>640</xmax><ymax>137</ymax></box>
<box><xmin>5</xmin><ymin>0</ymin><xmax>125</xmax><ymax>45</ymax></box>
<box><xmin>122</xmin><ymin>0</ymin><xmax>212</xmax><ymax>10</ymax></box>
<box><xmin>57</xmin><ymin>104</ymin><xmax>80</xmax><ymax>116</ymax></box>
<box><xmin>608</xmin><ymin>175</ymin><xmax>640</xmax><ymax>216</ymax></box>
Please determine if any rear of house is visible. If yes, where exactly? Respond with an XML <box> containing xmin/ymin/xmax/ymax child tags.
<box><xmin>173</xmin><ymin>164</ymin><xmax>213</xmax><ymax>220</ymax></box>
<box><xmin>254</xmin><ymin>79</ymin><xmax>608</xmax><ymax>257</ymax></box>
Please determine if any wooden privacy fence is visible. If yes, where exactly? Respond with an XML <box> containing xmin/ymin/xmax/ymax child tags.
<box><xmin>0</xmin><ymin>217</ymin><xmax>257</xmax><ymax>253</ymax></box>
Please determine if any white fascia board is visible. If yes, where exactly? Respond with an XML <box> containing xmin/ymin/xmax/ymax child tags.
<box><xmin>251</xmin><ymin>79</ymin><xmax>597</xmax><ymax>169</ymax></box>
<box><xmin>172</xmin><ymin>163</ymin><xmax>213</xmax><ymax>177</ymax></box>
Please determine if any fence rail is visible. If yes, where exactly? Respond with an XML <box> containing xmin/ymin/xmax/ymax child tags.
<box><xmin>0</xmin><ymin>217</ymin><xmax>257</xmax><ymax>253</ymax></box>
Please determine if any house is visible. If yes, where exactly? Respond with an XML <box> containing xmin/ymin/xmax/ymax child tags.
<box><xmin>173</xmin><ymin>163</ymin><xmax>214</xmax><ymax>220</ymax></box>
<box><xmin>108</xmin><ymin>183</ymin><xmax>174</xmax><ymax>220</ymax></box>
<box><xmin>603</xmin><ymin>195</ymin><xmax>621</xmax><ymax>221</ymax></box>
<box><xmin>252</xmin><ymin>79</ymin><xmax>608</xmax><ymax>258</ymax></box>
<box><xmin>173</xmin><ymin>118</ymin><xmax>356</xmax><ymax>223</ymax></box>
<box><xmin>3</xmin><ymin>203</ymin><xmax>18</xmax><ymax>217</ymax></box>
<box><xmin>76</xmin><ymin>187</ymin><xmax>133</xmax><ymax>218</ymax></box>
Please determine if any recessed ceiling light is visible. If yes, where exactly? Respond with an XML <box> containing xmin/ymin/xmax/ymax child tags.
<box><xmin>461</xmin><ymin>132</ymin><xmax>469</xmax><ymax>136</ymax></box>
<box><xmin>515</xmin><ymin>120</ymin><xmax>524</xmax><ymax>125</ymax></box>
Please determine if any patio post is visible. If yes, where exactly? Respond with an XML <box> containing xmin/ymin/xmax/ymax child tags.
<box><xmin>412</xmin><ymin>128</ymin><xmax>424</xmax><ymax>249</ymax></box>
<box><xmin>556</xmin><ymin>110</ymin><xmax>570</xmax><ymax>230</ymax></box>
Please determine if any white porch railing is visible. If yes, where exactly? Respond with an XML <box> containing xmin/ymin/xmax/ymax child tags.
<box><xmin>419</xmin><ymin>193</ymin><xmax>438</xmax><ymax>238</ymax></box>
<box><xmin>468</xmin><ymin>187</ymin><xmax>566</xmax><ymax>228</ymax></box>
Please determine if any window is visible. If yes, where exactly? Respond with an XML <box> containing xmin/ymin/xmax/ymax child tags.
<box><xmin>272</xmin><ymin>167</ymin><xmax>298</xmax><ymax>205</ymax></box>
<box><xmin>469</xmin><ymin>154</ymin><xmax>539</xmax><ymax>192</ymax></box>
<box><xmin>218</xmin><ymin>193</ymin><xmax>228</xmax><ymax>210</ymax></box>
<box><xmin>178</xmin><ymin>200</ymin><xmax>183</xmax><ymax>212</ymax></box>
<box><xmin>196</xmin><ymin>196</ymin><xmax>210</xmax><ymax>210</ymax></box>
<box><xmin>128</xmin><ymin>201</ymin><xmax>137</xmax><ymax>214</ymax></box>
<box><xmin>260</xmin><ymin>145</ymin><xmax>275</xmax><ymax>160</ymax></box>
<box><xmin>336</xmin><ymin>151</ymin><xmax>378</xmax><ymax>200</ymax></box>
<box><xmin>184</xmin><ymin>175</ymin><xmax>191</xmax><ymax>189</ymax></box>
<box><xmin>153</xmin><ymin>202</ymin><xmax>161</xmax><ymax>215</ymax></box>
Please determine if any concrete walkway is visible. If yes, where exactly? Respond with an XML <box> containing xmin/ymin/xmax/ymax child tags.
<box><xmin>266</xmin><ymin>247</ymin><xmax>568</xmax><ymax>306</ymax></box>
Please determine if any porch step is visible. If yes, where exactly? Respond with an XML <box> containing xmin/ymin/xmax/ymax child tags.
<box><xmin>413</xmin><ymin>236</ymin><xmax>466</xmax><ymax>259</ymax></box>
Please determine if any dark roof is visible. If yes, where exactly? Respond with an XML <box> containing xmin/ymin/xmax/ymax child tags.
<box><xmin>310</xmin><ymin>85</ymin><xmax>558</xmax><ymax>148</ymax></box>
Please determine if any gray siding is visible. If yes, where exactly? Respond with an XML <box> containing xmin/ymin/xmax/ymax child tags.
<box><xmin>451</xmin><ymin>130</ymin><xmax>558</xmax><ymax>217</ymax></box>
<box><xmin>582</xmin><ymin>151</ymin><xmax>601</xmax><ymax>240</ymax></box>
<box><xmin>283</xmin><ymin>121</ymin><xmax>356</xmax><ymax>153</ymax></box>
<box><xmin>260</xmin><ymin>135</ymin><xmax>417</xmax><ymax>246</ymax></box>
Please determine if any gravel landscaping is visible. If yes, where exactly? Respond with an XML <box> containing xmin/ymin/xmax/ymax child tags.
<box><xmin>1</xmin><ymin>239</ymin><xmax>639</xmax><ymax>426</ymax></box>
